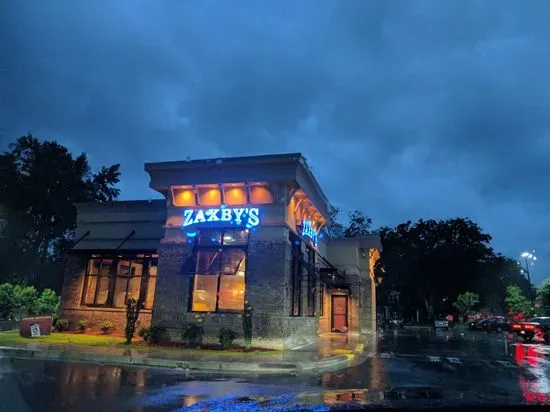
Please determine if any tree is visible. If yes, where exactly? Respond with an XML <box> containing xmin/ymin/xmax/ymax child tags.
<box><xmin>505</xmin><ymin>285</ymin><xmax>532</xmax><ymax>319</ymax></box>
<box><xmin>453</xmin><ymin>292</ymin><xmax>479</xmax><ymax>321</ymax></box>
<box><xmin>536</xmin><ymin>278</ymin><xmax>550</xmax><ymax>316</ymax></box>
<box><xmin>379</xmin><ymin>218</ymin><xmax>494</xmax><ymax>321</ymax></box>
<box><xmin>343</xmin><ymin>210</ymin><xmax>372</xmax><ymax>237</ymax></box>
<box><xmin>322</xmin><ymin>207</ymin><xmax>344</xmax><ymax>239</ymax></box>
<box><xmin>0</xmin><ymin>135</ymin><xmax>120</xmax><ymax>290</ymax></box>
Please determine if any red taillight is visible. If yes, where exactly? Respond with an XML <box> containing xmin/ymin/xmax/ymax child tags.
<box><xmin>524</xmin><ymin>324</ymin><xmax>535</xmax><ymax>330</ymax></box>
<box><xmin>512</xmin><ymin>324</ymin><xmax>521</xmax><ymax>329</ymax></box>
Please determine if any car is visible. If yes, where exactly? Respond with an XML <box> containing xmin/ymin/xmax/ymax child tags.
<box><xmin>479</xmin><ymin>316</ymin><xmax>512</xmax><ymax>333</ymax></box>
<box><xmin>468</xmin><ymin>319</ymin><xmax>486</xmax><ymax>330</ymax></box>
<box><xmin>511</xmin><ymin>317</ymin><xmax>550</xmax><ymax>342</ymax></box>
<box><xmin>434</xmin><ymin>319</ymin><xmax>450</xmax><ymax>331</ymax></box>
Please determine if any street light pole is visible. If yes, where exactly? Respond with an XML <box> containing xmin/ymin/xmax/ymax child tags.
<box><xmin>520</xmin><ymin>250</ymin><xmax>537</xmax><ymax>313</ymax></box>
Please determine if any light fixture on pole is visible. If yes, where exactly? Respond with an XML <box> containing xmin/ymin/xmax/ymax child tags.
<box><xmin>519</xmin><ymin>250</ymin><xmax>536</xmax><ymax>312</ymax></box>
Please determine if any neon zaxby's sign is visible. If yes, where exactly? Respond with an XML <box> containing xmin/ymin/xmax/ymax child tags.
<box><xmin>301</xmin><ymin>220</ymin><xmax>319</xmax><ymax>246</ymax></box>
<box><xmin>182</xmin><ymin>206</ymin><xmax>260</xmax><ymax>229</ymax></box>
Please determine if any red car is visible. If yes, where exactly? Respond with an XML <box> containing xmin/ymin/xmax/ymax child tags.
<box><xmin>511</xmin><ymin>317</ymin><xmax>550</xmax><ymax>342</ymax></box>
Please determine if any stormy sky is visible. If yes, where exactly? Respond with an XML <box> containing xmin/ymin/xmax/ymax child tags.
<box><xmin>1</xmin><ymin>1</ymin><xmax>549</xmax><ymax>282</ymax></box>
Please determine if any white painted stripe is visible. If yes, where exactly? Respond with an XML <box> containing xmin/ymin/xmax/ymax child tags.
<box><xmin>380</xmin><ymin>352</ymin><xmax>393</xmax><ymax>359</ymax></box>
<box><xmin>428</xmin><ymin>356</ymin><xmax>441</xmax><ymax>362</ymax></box>
<box><xmin>447</xmin><ymin>357</ymin><xmax>461</xmax><ymax>364</ymax></box>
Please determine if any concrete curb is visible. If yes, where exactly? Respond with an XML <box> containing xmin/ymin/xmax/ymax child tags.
<box><xmin>0</xmin><ymin>346</ymin><xmax>355</xmax><ymax>376</ymax></box>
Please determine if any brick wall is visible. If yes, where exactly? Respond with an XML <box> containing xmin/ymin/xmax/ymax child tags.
<box><xmin>59</xmin><ymin>255</ymin><xmax>153</xmax><ymax>333</ymax></box>
<box><xmin>150</xmin><ymin>227</ymin><xmax>320</xmax><ymax>349</ymax></box>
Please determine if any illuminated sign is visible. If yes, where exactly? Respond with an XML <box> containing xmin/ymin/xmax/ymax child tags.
<box><xmin>182</xmin><ymin>206</ymin><xmax>260</xmax><ymax>229</ymax></box>
<box><xmin>301</xmin><ymin>220</ymin><xmax>318</xmax><ymax>246</ymax></box>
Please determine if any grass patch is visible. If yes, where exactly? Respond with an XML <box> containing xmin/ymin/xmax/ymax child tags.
<box><xmin>0</xmin><ymin>330</ymin><xmax>125</xmax><ymax>347</ymax></box>
<box><xmin>0</xmin><ymin>331</ymin><xmax>286</xmax><ymax>355</ymax></box>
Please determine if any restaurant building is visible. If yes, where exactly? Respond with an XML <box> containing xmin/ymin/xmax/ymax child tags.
<box><xmin>60</xmin><ymin>153</ymin><xmax>381</xmax><ymax>349</ymax></box>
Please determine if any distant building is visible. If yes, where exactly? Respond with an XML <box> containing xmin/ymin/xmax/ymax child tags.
<box><xmin>60</xmin><ymin>154</ymin><xmax>381</xmax><ymax>349</ymax></box>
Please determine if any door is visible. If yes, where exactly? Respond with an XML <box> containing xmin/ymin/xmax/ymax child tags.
<box><xmin>331</xmin><ymin>295</ymin><xmax>348</xmax><ymax>332</ymax></box>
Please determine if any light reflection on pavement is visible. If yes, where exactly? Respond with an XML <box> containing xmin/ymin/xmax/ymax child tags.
<box><xmin>1</xmin><ymin>329</ymin><xmax>550</xmax><ymax>410</ymax></box>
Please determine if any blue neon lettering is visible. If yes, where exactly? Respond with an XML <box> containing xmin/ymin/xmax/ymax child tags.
<box><xmin>206</xmin><ymin>209</ymin><xmax>220</xmax><ymax>222</ymax></box>
<box><xmin>183</xmin><ymin>209</ymin><xmax>194</xmax><ymax>226</ymax></box>
<box><xmin>302</xmin><ymin>220</ymin><xmax>318</xmax><ymax>246</ymax></box>
<box><xmin>233</xmin><ymin>208</ymin><xmax>245</xmax><ymax>223</ymax></box>
<box><xmin>248</xmin><ymin>208</ymin><xmax>259</xmax><ymax>227</ymax></box>
<box><xmin>193</xmin><ymin>209</ymin><xmax>206</xmax><ymax>224</ymax></box>
<box><xmin>220</xmin><ymin>208</ymin><xmax>232</xmax><ymax>221</ymax></box>
<box><xmin>181</xmin><ymin>207</ymin><xmax>261</xmax><ymax>228</ymax></box>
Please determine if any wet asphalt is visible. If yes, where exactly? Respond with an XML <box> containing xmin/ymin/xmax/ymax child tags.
<box><xmin>1</xmin><ymin>328</ymin><xmax>549</xmax><ymax>411</ymax></box>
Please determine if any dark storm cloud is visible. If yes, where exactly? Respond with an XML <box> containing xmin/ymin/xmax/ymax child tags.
<box><xmin>2</xmin><ymin>0</ymin><xmax>550</xmax><ymax>281</ymax></box>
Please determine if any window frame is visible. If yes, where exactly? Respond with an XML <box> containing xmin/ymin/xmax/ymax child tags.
<box><xmin>81</xmin><ymin>252</ymin><xmax>158</xmax><ymax>309</ymax></box>
<box><xmin>189</xmin><ymin>229</ymin><xmax>249</xmax><ymax>313</ymax></box>
<box><xmin>290</xmin><ymin>231</ymin><xmax>302</xmax><ymax>317</ymax></box>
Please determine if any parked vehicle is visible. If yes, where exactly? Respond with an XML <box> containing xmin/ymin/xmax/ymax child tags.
<box><xmin>479</xmin><ymin>316</ymin><xmax>513</xmax><ymax>333</ymax></box>
<box><xmin>468</xmin><ymin>319</ymin><xmax>485</xmax><ymax>330</ymax></box>
<box><xmin>434</xmin><ymin>319</ymin><xmax>450</xmax><ymax>331</ymax></box>
<box><xmin>511</xmin><ymin>317</ymin><xmax>550</xmax><ymax>342</ymax></box>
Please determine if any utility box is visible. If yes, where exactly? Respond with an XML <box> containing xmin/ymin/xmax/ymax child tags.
<box><xmin>19</xmin><ymin>316</ymin><xmax>53</xmax><ymax>338</ymax></box>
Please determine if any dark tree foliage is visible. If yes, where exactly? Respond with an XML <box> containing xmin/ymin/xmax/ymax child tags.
<box><xmin>379</xmin><ymin>218</ymin><xmax>496</xmax><ymax>321</ymax></box>
<box><xmin>0</xmin><ymin>135</ymin><xmax>120</xmax><ymax>290</ymax></box>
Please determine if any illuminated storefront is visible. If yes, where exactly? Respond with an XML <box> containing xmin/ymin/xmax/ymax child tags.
<box><xmin>60</xmin><ymin>154</ymin><xmax>381</xmax><ymax>349</ymax></box>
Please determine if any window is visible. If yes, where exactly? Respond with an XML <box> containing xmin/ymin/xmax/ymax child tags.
<box><xmin>319</xmin><ymin>283</ymin><xmax>325</xmax><ymax>316</ymax></box>
<box><xmin>191</xmin><ymin>229</ymin><xmax>248</xmax><ymax>312</ymax></box>
<box><xmin>82</xmin><ymin>253</ymin><xmax>158</xmax><ymax>308</ymax></box>
<box><xmin>306</xmin><ymin>246</ymin><xmax>316</xmax><ymax>316</ymax></box>
<box><xmin>290</xmin><ymin>232</ymin><xmax>302</xmax><ymax>316</ymax></box>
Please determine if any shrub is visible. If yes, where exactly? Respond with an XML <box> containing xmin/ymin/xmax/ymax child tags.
<box><xmin>149</xmin><ymin>325</ymin><xmax>167</xmax><ymax>344</ymax></box>
<box><xmin>138</xmin><ymin>325</ymin><xmax>167</xmax><ymax>344</ymax></box>
<box><xmin>138</xmin><ymin>327</ymin><xmax>150</xmax><ymax>341</ymax></box>
<box><xmin>54</xmin><ymin>319</ymin><xmax>69</xmax><ymax>332</ymax></box>
<box><xmin>14</xmin><ymin>285</ymin><xmax>39</xmax><ymax>318</ymax></box>
<box><xmin>36</xmin><ymin>289</ymin><xmax>60</xmax><ymax>317</ymax></box>
<box><xmin>219</xmin><ymin>328</ymin><xmax>236</xmax><ymax>348</ymax></box>
<box><xmin>125</xmin><ymin>299</ymin><xmax>144</xmax><ymax>344</ymax></box>
<box><xmin>243</xmin><ymin>303</ymin><xmax>253</xmax><ymax>349</ymax></box>
<box><xmin>100</xmin><ymin>320</ymin><xmax>114</xmax><ymax>334</ymax></box>
<box><xmin>181</xmin><ymin>323</ymin><xmax>204</xmax><ymax>345</ymax></box>
<box><xmin>76</xmin><ymin>320</ymin><xmax>88</xmax><ymax>332</ymax></box>
<box><xmin>0</xmin><ymin>283</ymin><xmax>17</xmax><ymax>320</ymax></box>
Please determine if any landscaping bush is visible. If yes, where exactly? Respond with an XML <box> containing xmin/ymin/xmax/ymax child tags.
<box><xmin>149</xmin><ymin>325</ymin><xmax>167</xmax><ymax>344</ymax></box>
<box><xmin>100</xmin><ymin>320</ymin><xmax>114</xmax><ymax>334</ymax></box>
<box><xmin>14</xmin><ymin>285</ymin><xmax>39</xmax><ymax>318</ymax></box>
<box><xmin>138</xmin><ymin>325</ymin><xmax>167</xmax><ymax>344</ymax></box>
<box><xmin>54</xmin><ymin>319</ymin><xmax>69</xmax><ymax>332</ymax></box>
<box><xmin>138</xmin><ymin>326</ymin><xmax>150</xmax><ymax>341</ymax></box>
<box><xmin>0</xmin><ymin>283</ymin><xmax>17</xmax><ymax>320</ymax></box>
<box><xmin>124</xmin><ymin>299</ymin><xmax>144</xmax><ymax>344</ymax></box>
<box><xmin>181</xmin><ymin>323</ymin><xmax>204</xmax><ymax>345</ymax></box>
<box><xmin>36</xmin><ymin>289</ymin><xmax>60</xmax><ymax>317</ymax></box>
<box><xmin>219</xmin><ymin>328</ymin><xmax>236</xmax><ymax>348</ymax></box>
<box><xmin>243</xmin><ymin>303</ymin><xmax>253</xmax><ymax>349</ymax></box>
<box><xmin>0</xmin><ymin>283</ymin><xmax>61</xmax><ymax>320</ymax></box>
<box><xmin>76</xmin><ymin>320</ymin><xmax>88</xmax><ymax>332</ymax></box>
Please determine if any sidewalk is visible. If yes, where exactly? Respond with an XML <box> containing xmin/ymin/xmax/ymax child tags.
<box><xmin>0</xmin><ymin>331</ymin><xmax>370</xmax><ymax>375</ymax></box>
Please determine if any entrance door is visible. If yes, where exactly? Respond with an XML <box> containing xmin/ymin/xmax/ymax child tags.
<box><xmin>331</xmin><ymin>295</ymin><xmax>348</xmax><ymax>332</ymax></box>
